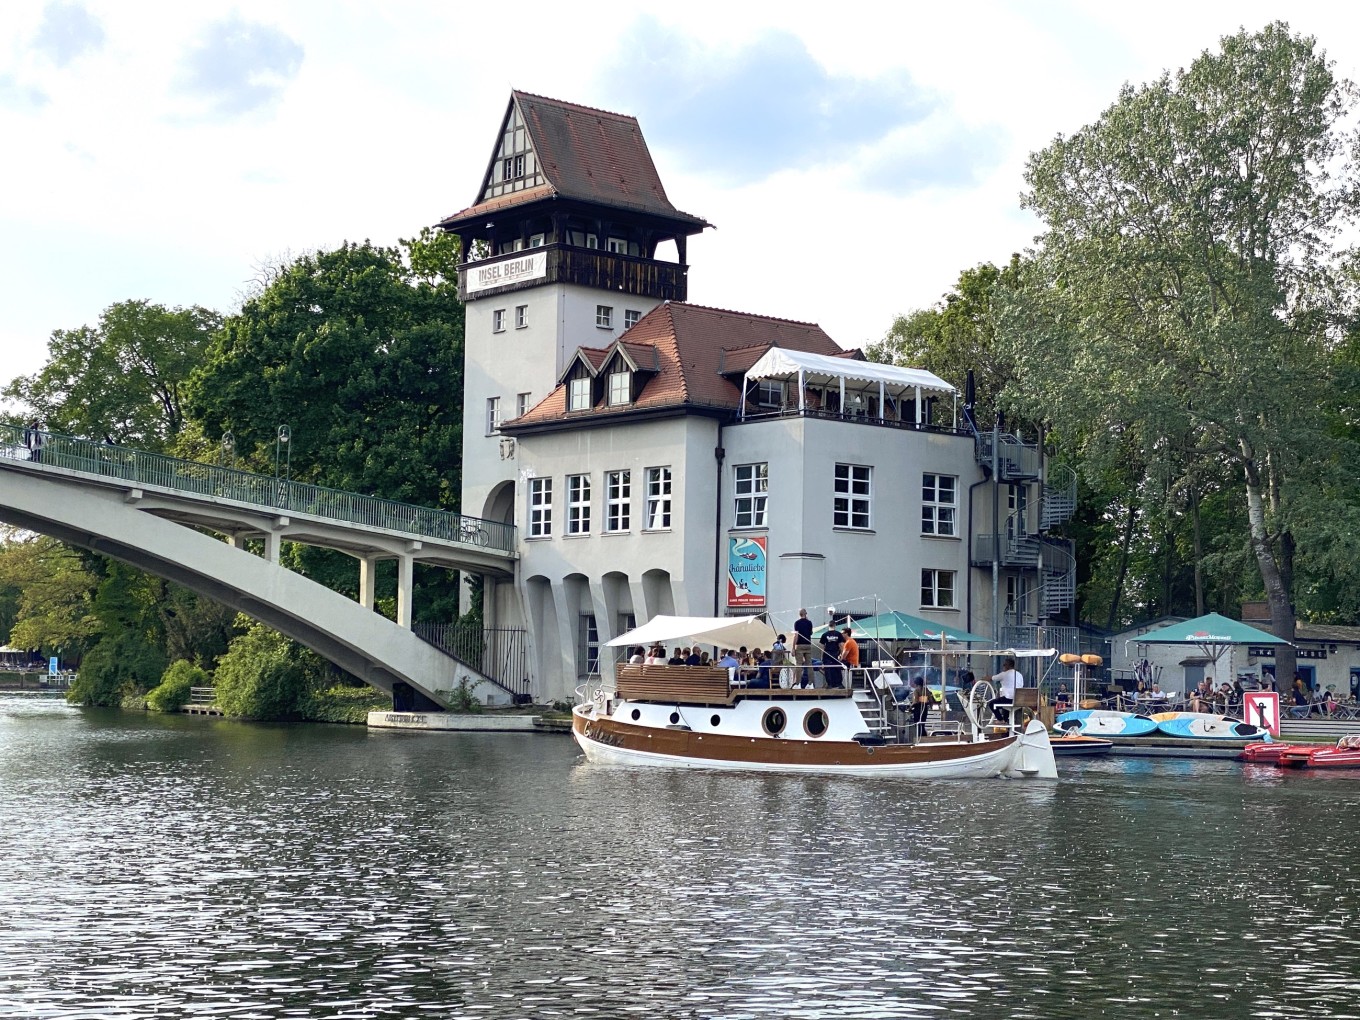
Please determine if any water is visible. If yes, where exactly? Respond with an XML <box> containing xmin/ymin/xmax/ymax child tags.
<box><xmin>2</xmin><ymin>693</ymin><xmax>1358</xmax><ymax>1019</ymax></box>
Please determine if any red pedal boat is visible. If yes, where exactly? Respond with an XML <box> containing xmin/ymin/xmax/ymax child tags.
<box><xmin>1278</xmin><ymin>735</ymin><xmax>1360</xmax><ymax>769</ymax></box>
<box><xmin>1241</xmin><ymin>742</ymin><xmax>1305</xmax><ymax>764</ymax></box>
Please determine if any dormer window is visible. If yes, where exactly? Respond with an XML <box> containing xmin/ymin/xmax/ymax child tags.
<box><xmin>608</xmin><ymin>368</ymin><xmax>632</xmax><ymax>406</ymax></box>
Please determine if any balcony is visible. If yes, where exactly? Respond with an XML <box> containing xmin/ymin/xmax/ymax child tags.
<box><xmin>458</xmin><ymin>243</ymin><xmax>688</xmax><ymax>303</ymax></box>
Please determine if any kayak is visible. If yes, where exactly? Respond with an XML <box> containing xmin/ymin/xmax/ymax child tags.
<box><xmin>1054</xmin><ymin>710</ymin><xmax>1157</xmax><ymax>737</ymax></box>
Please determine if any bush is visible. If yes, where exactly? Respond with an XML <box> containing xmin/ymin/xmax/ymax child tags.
<box><xmin>146</xmin><ymin>660</ymin><xmax>207</xmax><ymax>713</ymax></box>
<box><xmin>213</xmin><ymin>623</ymin><xmax>312</xmax><ymax>720</ymax></box>
<box><xmin>67</xmin><ymin>632</ymin><xmax>167</xmax><ymax>707</ymax></box>
<box><xmin>302</xmin><ymin>684</ymin><xmax>390</xmax><ymax>724</ymax></box>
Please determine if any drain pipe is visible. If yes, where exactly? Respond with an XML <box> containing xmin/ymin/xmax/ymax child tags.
<box><xmin>713</xmin><ymin>422</ymin><xmax>725</xmax><ymax>616</ymax></box>
<box><xmin>966</xmin><ymin>475</ymin><xmax>989</xmax><ymax>637</ymax></box>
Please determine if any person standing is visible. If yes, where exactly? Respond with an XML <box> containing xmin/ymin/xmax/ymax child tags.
<box><xmin>989</xmin><ymin>656</ymin><xmax>1024</xmax><ymax>723</ymax></box>
<box><xmin>840</xmin><ymin>627</ymin><xmax>860</xmax><ymax>681</ymax></box>
<box><xmin>819</xmin><ymin>624</ymin><xmax>845</xmax><ymax>689</ymax></box>
<box><xmin>910</xmin><ymin>677</ymin><xmax>932</xmax><ymax>739</ymax></box>
<box><xmin>792</xmin><ymin>609</ymin><xmax>814</xmax><ymax>688</ymax></box>
<box><xmin>24</xmin><ymin>419</ymin><xmax>43</xmax><ymax>463</ymax></box>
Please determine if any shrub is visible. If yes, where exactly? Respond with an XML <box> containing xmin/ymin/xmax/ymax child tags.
<box><xmin>67</xmin><ymin>632</ymin><xmax>167</xmax><ymax>707</ymax></box>
<box><xmin>146</xmin><ymin>660</ymin><xmax>207</xmax><ymax>713</ymax></box>
<box><xmin>302</xmin><ymin>684</ymin><xmax>390</xmax><ymax>724</ymax></box>
<box><xmin>213</xmin><ymin>623</ymin><xmax>312</xmax><ymax>720</ymax></box>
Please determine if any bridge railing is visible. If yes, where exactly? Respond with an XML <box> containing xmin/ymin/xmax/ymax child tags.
<box><xmin>0</xmin><ymin>423</ymin><xmax>516</xmax><ymax>555</ymax></box>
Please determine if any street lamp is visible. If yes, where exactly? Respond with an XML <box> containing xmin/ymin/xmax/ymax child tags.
<box><xmin>274</xmin><ymin>425</ymin><xmax>291</xmax><ymax>508</ymax></box>
<box><xmin>221</xmin><ymin>431</ymin><xmax>235</xmax><ymax>470</ymax></box>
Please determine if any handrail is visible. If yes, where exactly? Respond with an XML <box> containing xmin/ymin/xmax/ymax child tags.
<box><xmin>0</xmin><ymin>423</ymin><xmax>517</xmax><ymax>555</ymax></box>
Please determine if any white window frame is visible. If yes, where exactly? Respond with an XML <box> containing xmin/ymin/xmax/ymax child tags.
<box><xmin>606</xmin><ymin>237</ymin><xmax>628</xmax><ymax>254</ymax></box>
<box><xmin>596</xmin><ymin>305</ymin><xmax>614</xmax><ymax>329</ymax></box>
<box><xmin>567</xmin><ymin>474</ymin><xmax>591</xmax><ymax>535</ymax></box>
<box><xmin>608</xmin><ymin>369</ymin><xmax>631</xmax><ymax>406</ymax></box>
<box><xmin>606</xmin><ymin>469</ymin><xmax>631</xmax><ymax>532</ymax></box>
<box><xmin>568</xmin><ymin>376</ymin><xmax>591</xmax><ymax>411</ymax></box>
<box><xmin>586</xmin><ymin>233</ymin><xmax>599</xmax><ymax>249</ymax></box>
<box><xmin>644</xmin><ymin>466</ymin><xmax>672</xmax><ymax>531</ymax></box>
<box><xmin>755</xmin><ymin>380</ymin><xmax>784</xmax><ymax>408</ymax></box>
<box><xmin>517</xmin><ymin>392</ymin><xmax>531</xmax><ymax>418</ymax></box>
<box><xmin>833</xmin><ymin>464</ymin><xmax>872</xmax><ymax>530</ymax></box>
<box><xmin>624</xmin><ymin>309</ymin><xmax>641</xmax><ymax>330</ymax></box>
<box><xmin>528</xmin><ymin>233</ymin><xmax>544</xmax><ymax>248</ymax></box>
<box><xmin>529</xmin><ymin>477</ymin><xmax>552</xmax><ymax>538</ymax></box>
<box><xmin>921</xmin><ymin>569</ymin><xmax>956</xmax><ymax>609</ymax></box>
<box><xmin>492</xmin><ymin>308</ymin><xmax>506</xmax><ymax>333</ymax></box>
<box><xmin>922</xmin><ymin>473</ymin><xmax>958</xmax><ymax>537</ymax></box>
<box><xmin>734</xmin><ymin>463</ymin><xmax>768</xmax><ymax>528</ymax></box>
<box><xmin>485</xmin><ymin>396</ymin><xmax>501</xmax><ymax>435</ymax></box>
<box><xmin>515</xmin><ymin>304</ymin><xmax>528</xmax><ymax>329</ymax></box>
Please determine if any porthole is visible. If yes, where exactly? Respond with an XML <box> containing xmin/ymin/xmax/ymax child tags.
<box><xmin>762</xmin><ymin>707</ymin><xmax>787</xmax><ymax>736</ymax></box>
<box><xmin>669</xmin><ymin>711</ymin><xmax>681</xmax><ymax>725</ymax></box>
<box><xmin>631</xmin><ymin>708</ymin><xmax>641</xmax><ymax>721</ymax></box>
<box><xmin>804</xmin><ymin>708</ymin><xmax>830</xmax><ymax>738</ymax></box>
<box><xmin>710</xmin><ymin>714</ymin><xmax>721</xmax><ymax>727</ymax></box>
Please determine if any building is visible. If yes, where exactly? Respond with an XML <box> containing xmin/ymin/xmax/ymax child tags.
<box><xmin>439</xmin><ymin>93</ymin><xmax>1076</xmax><ymax>701</ymax></box>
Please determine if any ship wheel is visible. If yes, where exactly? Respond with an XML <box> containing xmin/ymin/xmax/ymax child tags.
<box><xmin>967</xmin><ymin>680</ymin><xmax>996</xmax><ymax>729</ymax></box>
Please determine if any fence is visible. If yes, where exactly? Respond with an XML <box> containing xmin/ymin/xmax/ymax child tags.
<box><xmin>414</xmin><ymin>621</ymin><xmax>531</xmax><ymax>701</ymax></box>
<box><xmin>1</xmin><ymin>423</ymin><xmax>515</xmax><ymax>554</ymax></box>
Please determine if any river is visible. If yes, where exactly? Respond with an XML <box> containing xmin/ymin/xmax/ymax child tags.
<box><xmin>1</xmin><ymin>693</ymin><xmax>1357</xmax><ymax>1019</ymax></box>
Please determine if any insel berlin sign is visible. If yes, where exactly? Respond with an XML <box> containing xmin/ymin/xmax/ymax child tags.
<box><xmin>465</xmin><ymin>252</ymin><xmax>547</xmax><ymax>294</ymax></box>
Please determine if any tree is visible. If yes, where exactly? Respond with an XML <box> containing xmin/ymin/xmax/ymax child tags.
<box><xmin>213</xmin><ymin>620</ymin><xmax>317</xmax><ymax>719</ymax></box>
<box><xmin>1005</xmin><ymin>23</ymin><xmax>1360</xmax><ymax>679</ymax></box>
<box><xmin>0</xmin><ymin>530</ymin><xmax>101</xmax><ymax>656</ymax></box>
<box><xmin>3</xmin><ymin>300</ymin><xmax>221</xmax><ymax>448</ymax></box>
<box><xmin>66</xmin><ymin>560</ymin><xmax>168</xmax><ymax>706</ymax></box>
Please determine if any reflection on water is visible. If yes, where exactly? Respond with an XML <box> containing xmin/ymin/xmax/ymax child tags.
<box><xmin>2</xmin><ymin>693</ymin><xmax>1358</xmax><ymax>1019</ymax></box>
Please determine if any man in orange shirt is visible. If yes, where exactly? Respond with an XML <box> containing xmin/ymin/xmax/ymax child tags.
<box><xmin>840</xmin><ymin>627</ymin><xmax>860</xmax><ymax>677</ymax></box>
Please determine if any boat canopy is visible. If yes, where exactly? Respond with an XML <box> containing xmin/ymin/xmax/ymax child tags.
<box><xmin>606</xmin><ymin>615</ymin><xmax>778</xmax><ymax>650</ymax></box>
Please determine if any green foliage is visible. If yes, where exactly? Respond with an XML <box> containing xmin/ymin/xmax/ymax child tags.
<box><xmin>301</xmin><ymin>684</ymin><xmax>390</xmax><ymax>724</ymax></box>
<box><xmin>443</xmin><ymin>677</ymin><xmax>483</xmax><ymax>714</ymax></box>
<box><xmin>3</xmin><ymin>299</ymin><xmax>221</xmax><ymax>449</ymax></box>
<box><xmin>0</xmin><ymin>529</ymin><xmax>100</xmax><ymax>656</ymax></box>
<box><xmin>213</xmin><ymin>621</ymin><xmax>317</xmax><ymax>720</ymax></box>
<box><xmin>185</xmin><ymin>238</ymin><xmax>465</xmax><ymax>508</ymax></box>
<box><xmin>146</xmin><ymin>659</ymin><xmax>207</xmax><ymax>713</ymax></box>
<box><xmin>65</xmin><ymin>560</ymin><xmax>168</xmax><ymax>706</ymax></box>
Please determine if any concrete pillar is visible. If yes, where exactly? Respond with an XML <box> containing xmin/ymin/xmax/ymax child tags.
<box><xmin>359</xmin><ymin>556</ymin><xmax>378</xmax><ymax>611</ymax></box>
<box><xmin>396</xmin><ymin>553</ymin><xmax>414</xmax><ymax>628</ymax></box>
<box><xmin>263</xmin><ymin>530</ymin><xmax>280</xmax><ymax>564</ymax></box>
<box><xmin>226</xmin><ymin>534</ymin><xmax>241</xmax><ymax>549</ymax></box>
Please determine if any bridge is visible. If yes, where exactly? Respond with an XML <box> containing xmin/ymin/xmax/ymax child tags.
<box><xmin>0</xmin><ymin>424</ymin><xmax>520</xmax><ymax>709</ymax></box>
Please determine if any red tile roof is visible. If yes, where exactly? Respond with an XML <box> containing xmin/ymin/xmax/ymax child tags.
<box><xmin>508</xmin><ymin>303</ymin><xmax>846</xmax><ymax>428</ymax></box>
<box><xmin>439</xmin><ymin>92</ymin><xmax>709</xmax><ymax>231</ymax></box>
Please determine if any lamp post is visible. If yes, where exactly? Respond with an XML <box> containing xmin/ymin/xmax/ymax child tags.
<box><xmin>274</xmin><ymin>425</ymin><xmax>291</xmax><ymax>507</ymax></box>
<box><xmin>221</xmin><ymin>431</ymin><xmax>235</xmax><ymax>470</ymax></box>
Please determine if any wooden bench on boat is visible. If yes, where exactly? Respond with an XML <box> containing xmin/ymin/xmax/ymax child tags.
<box><xmin>614</xmin><ymin>664</ymin><xmax>853</xmax><ymax>706</ymax></box>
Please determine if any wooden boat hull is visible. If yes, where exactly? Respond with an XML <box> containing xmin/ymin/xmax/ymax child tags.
<box><xmin>572</xmin><ymin>706</ymin><xmax>1057</xmax><ymax>779</ymax></box>
<box><xmin>1054</xmin><ymin>710</ymin><xmax>1157</xmax><ymax>737</ymax></box>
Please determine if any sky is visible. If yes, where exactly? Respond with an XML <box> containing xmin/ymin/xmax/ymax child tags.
<box><xmin>3</xmin><ymin>0</ymin><xmax>1360</xmax><ymax>388</ymax></box>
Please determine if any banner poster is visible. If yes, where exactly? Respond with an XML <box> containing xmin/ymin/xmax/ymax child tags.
<box><xmin>465</xmin><ymin>251</ymin><xmax>548</xmax><ymax>294</ymax></box>
<box><xmin>727</xmin><ymin>536</ymin><xmax>767</xmax><ymax>608</ymax></box>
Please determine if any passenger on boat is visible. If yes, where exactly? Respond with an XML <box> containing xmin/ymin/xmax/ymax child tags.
<box><xmin>685</xmin><ymin>647</ymin><xmax>702</xmax><ymax>667</ymax></box>
<box><xmin>717</xmin><ymin>649</ymin><xmax>739</xmax><ymax>670</ymax></box>
<box><xmin>668</xmin><ymin>647</ymin><xmax>685</xmax><ymax>665</ymax></box>
<box><xmin>989</xmin><ymin>657</ymin><xmax>1023</xmax><ymax>723</ymax></box>
<box><xmin>793</xmin><ymin>609</ymin><xmax>815</xmax><ymax>687</ymax></box>
<box><xmin>910</xmin><ymin>677</ymin><xmax>931</xmax><ymax>738</ymax></box>
<box><xmin>841</xmin><ymin>628</ymin><xmax>860</xmax><ymax>675</ymax></box>
<box><xmin>748</xmin><ymin>650</ymin><xmax>773</xmax><ymax>689</ymax></box>
<box><xmin>628</xmin><ymin>646</ymin><xmax>645</xmax><ymax>665</ymax></box>
<box><xmin>699</xmin><ymin>651</ymin><xmax>712</xmax><ymax>667</ymax></box>
<box><xmin>819</xmin><ymin>626</ymin><xmax>846</xmax><ymax>688</ymax></box>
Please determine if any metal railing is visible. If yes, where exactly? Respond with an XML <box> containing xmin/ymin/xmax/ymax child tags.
<box><xmin>975</xmin><ymin>432</ymin><xmax>1042</xmax><ymax>480</ymax></box>
<box><xmin>414</xmin><ymin>621</ymin><xmax>531</xmax><ymax>700</ymax></box>
<box><xmin>0</xmin><ymin>423</ymin><xmax>516</xmax><ymax>555</ymax></box>
<box><xmin>738</xmin><ymin>405</ymin><xmax>971</xmax><ymax>437</ymax></box>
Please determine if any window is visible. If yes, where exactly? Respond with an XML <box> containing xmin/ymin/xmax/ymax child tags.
<box><xmin>503</xmin><ymin>154</ymin><xmax>525</xmax><ymax>180</ymax></box>
<box><xmin>921</xmin><ymin>569</ymin><xmax>956</xmax><ymax>609</ymax></box>
<box><xmin>586</xmin><ymin>233</ymin><xmax>599</xmax><ymax>249</ymax></box>
<box><xmin>922</xmin><ymin>473</ymin><xmax>958</xmax><ymax>536</ymax></box>
<box><xmin>606</xmin><ymin>236</ymin><xmax>628</xmax><ymax>253</ymax></box>
<box><xmin>528</xmin><ymin>233</ymin><xmax>544</xmax><ymax>248</ymax></box>
<box><xmin>596</xmin><ymin>305</ymin><xmax>613</xmax><ymax>329</ymax></box>
<box><xmin>833</xmin><ymin>464</ymin><xmax>872</xmax><ymax>529</ymax></box>
<box><xmin>485</xmin><ymin>396</ymin><xmax>501</xmax><ymax>435</ymax></box>
<box><xmin>624</xmin><ymin>309</ymin><xmax>642</xmax><ymax>330</ymax></box>
<box><xmin>608</xmin><ymin>369</ymin><xmax>631</xmax><ymax>406</ymax></box>
<box><xmin>734</xmin><ymin>463</ymin><xmax>768</xmax><ymax>528</ymax></box>
<box><xmin>645</xmin><ymin>467</ymin><xmax>672</xmax><ymax>530</ymax></box>
<box><xmin>568</xmin><ymin>377</ymin><xmax>591</xmax><ymax>411</ymax></box>
<box><xmin>578</xmin><ymin>614</ymin><xmax>599</xmax><ymax>676</ymax></box>
<box><xmin>515</xmin><ymin>305</ymin><xmax>528</xmax><ymax>329</ymax></box>
<box><xmin>606</xmin><ymin>470</ymin><xmax>631</xmax><ymax>532</ymax></box>
<box><xmin>529</xmin><ymin>477</ymin><xmax>552</xmax><ymax>537</ymax></box>
<box><xmin>492</xmin><ymin>309</ymin><xmax>506</xmax><ymax>333</ymax></box>
<box><xmin>755</xmin><ymin>380</ymin><xmax>784</xmax><ymax>408</ymax></box>
<box><xmin>567</xmin><ymin>474</ymin><xmax>591</xmax><ymax>535</ymax></box>
<box><xmin>517</xmin><ymin>392</ymin><xmax>532</xmax><ymax>418</ymax></box>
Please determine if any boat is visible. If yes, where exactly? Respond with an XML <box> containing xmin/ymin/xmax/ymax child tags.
<box><xmin>1050</xmin><ymin>733</ymin><xmax>1114</xmax><ymax>756</ymax></box>
<box><xmin>1150</xmin><ymin>711</ymin><xmax>1271</xmax><ymax>741</ymax></box>
<box><xmin>573</xmin><ymin>616</ymin><xmax>1059</xmax><ymax>780</ymax></box>
<box><xmin>1054</xmin><ymin>709</ymin><xmax>1157</xmax><ymax>737</ymax></box>
<box><xmin>1279</xmin><ymin>735</ymin><xmax>1360</xmax><ymax>769</ymax></box>
<box><xmin>1241</xmin><ymin>741</ymin><xmax>1309</xmax><ymax>764</ymax></box>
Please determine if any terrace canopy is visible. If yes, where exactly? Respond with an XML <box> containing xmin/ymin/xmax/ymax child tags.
<box><xmin>741</xmin><ymin>348</ymin><xmax>955</xmax><ymax>425</ymax></box>
<box><xmin>1135</xmin><ymin>612</ymin><xmax>1290</xmax><ymax>678</ymax></box>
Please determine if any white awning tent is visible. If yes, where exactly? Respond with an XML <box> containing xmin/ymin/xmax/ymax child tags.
<box><xmin>741</xmin><ymin>348</ymin><xmax>956</xmax><ymax>426</ymax></box>
<box><xmin>606</xmin><ymin>615</ymin><xmax>779</xmax><ymax>650</ymax></box>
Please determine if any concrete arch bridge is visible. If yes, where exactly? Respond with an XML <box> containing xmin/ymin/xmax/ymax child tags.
<box><xmin>0</xmin><ymin>425</ymin><xmax>521</xmax><ymax>710</ymax></box>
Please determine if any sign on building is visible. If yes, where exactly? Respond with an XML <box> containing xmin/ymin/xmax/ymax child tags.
<box><xmin>465</xmin><ymin>252</ymin><xmax>547</xmax><ymax>294</ymax></box>
<box><xmin>727</xmin><ymin>536</ymin><xmax>767</xmax><ymax>608</ymax></box>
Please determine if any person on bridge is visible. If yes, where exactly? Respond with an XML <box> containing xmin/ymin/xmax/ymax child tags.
<box><xmin>24</xmin><ymin>419</ymin><xmax>43</xmax><ymax>463</ymax></box>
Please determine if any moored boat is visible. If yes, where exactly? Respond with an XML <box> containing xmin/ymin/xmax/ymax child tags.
<box><xmin>1050</xmin><ymin>733</ymin><xmax>1114</xmax><ymax>756</ymax></box>
<box><xmin>1279</xmin><ymin>735</ymin><xmax>1360</xmax><ymax>769</ymax></box>
<box><xmin>1151</xmin><ymin>711</ymin><xmax>1270</xmax><ymax>741</ymax></box>
<box><xmin>1054</xmin><ymin>709</ymin><xmax>1157</xmax><ymax>738</ymax></box>
<box><xmin>1241</xmin><ymin>741</ymin><xmax>1308</xmax><ymax>764</ymax></box>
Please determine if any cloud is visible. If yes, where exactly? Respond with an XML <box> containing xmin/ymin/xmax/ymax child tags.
<box><xmin>176</xmin><ymin>15</ymin><xmax>304</xmax><ymax>118</ymax></box>
<box><xmin>32</xmin><ymin>1</ymin><xmax>106</xmax><ymax>67</ymax></box>
<box><xmin>596</xmin><ymin>17</ymin><xmax>1003</xmax><ymax>193</ymax></box>
<box><xmin>0</xmin><ymin>73</ymin><xmax>48</xmax><ymax>111</ymax></box>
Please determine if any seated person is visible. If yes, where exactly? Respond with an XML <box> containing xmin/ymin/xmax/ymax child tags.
<box><xmin>748</xmin><ymin>650</ymin><xmax>773</xmax><ymax>689</ymax></box>
<box><xmin>685</xmin><ymin>647</ymin><xmax>702</xmax><ymax>667</ymax></box>
<box><xmin>628</xmin><ymin>646</ymin><xmax>645</xmax><ymax>665</ymax></box>
<box><xmin>667</xmin><ymin>647</ymin><xmax>685</xmax><ymax>666</ymax></box>
<box><xmin>1053</xmin><ymin>684</ymin><xmax>1072</xmax><ymax>713</ymax></box>
<box><xmin>989</xmin><ymin>657</ymin><xmax>1023</xmax><ymax>723</ymax></box>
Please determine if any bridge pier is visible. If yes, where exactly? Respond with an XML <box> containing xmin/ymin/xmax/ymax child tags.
<box><xmin>396</xmin><ymin>552</ymin><xmax>414</xmax><ymax>628</ymax></box>
<box><xmin>359</xmin><ymin>555</ymin><xmax>377</xmax><ymax>611</ymax></box>
<box><xmin>263</xmin><ymin>530</ymin><xmax>280</xmax><ymax>564</ymax></box>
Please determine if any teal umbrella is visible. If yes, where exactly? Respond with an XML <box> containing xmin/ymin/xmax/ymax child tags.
<box><xmin>1136</xmin><ymin>612</ymin><xmax>1290</xmax><ymax>679</ymax></box>
<box><xmin>847</xmin><ymin>611</ymin><xmax>987</xmax><ymax>644</ymax></box>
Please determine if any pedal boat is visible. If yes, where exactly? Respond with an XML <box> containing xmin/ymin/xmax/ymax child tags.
<box><xmin>573</xmin><ymin>664</ymin><xmax>1057</xmax><ymax>779</ymax></box>
<box><xmin>1279</xmin><ymin>735</ymin><xmax>1360</xmax><ymax>769</ymax></box>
